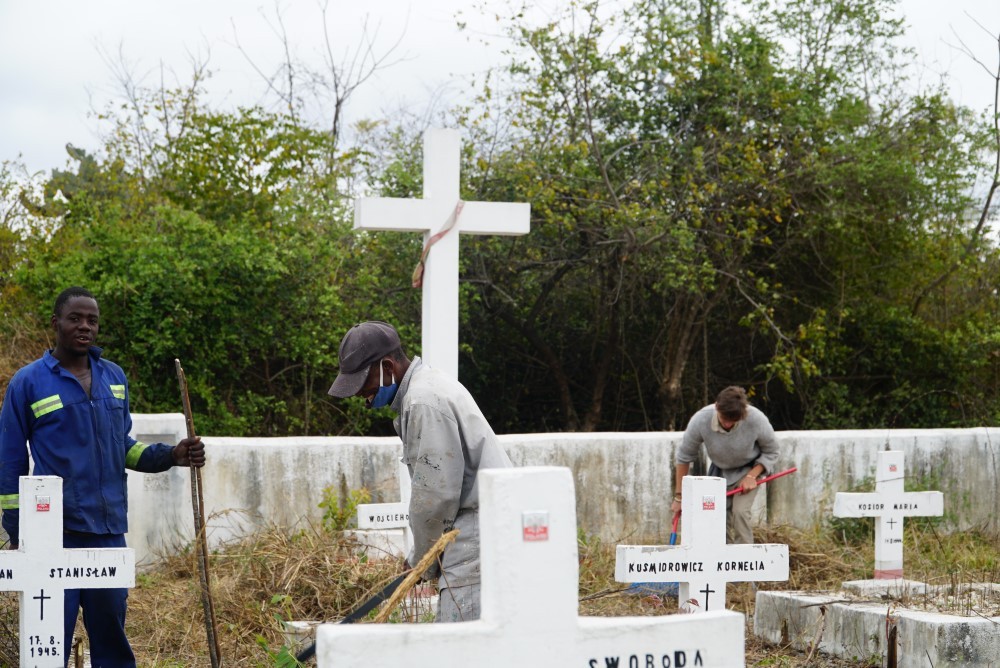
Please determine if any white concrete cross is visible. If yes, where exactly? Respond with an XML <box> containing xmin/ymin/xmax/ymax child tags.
<box><xmin>316</xmin><ymin>467</ymin><xmax>747</xmax><ymax>667</ymax></box>
<box><xmin>354</xmin><ymin>128</ymin><xmax>531</xmax><ymax>378</ymax></box>
<box><xmin>833</xmin><ymin>450</ymin><xmax>943</xmax><ymax>580</ymax></box>
<box><xmin>0</xmin><ymin>476</ymin><xmax>135</xmax><ymax>668</ymax></box>
<box><xmin>615</xmin><ymin>476</ymin><xmax>789</xmax><ymax>613</ymax></box>
<box><xmin>355</xmin><ymin>460</ymin><xmax>412</xmax><ymax>553</ymax></box>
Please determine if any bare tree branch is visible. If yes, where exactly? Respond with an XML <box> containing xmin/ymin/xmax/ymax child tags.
<box><xmin>233</xmin><ymin>0</ymin><xmax>408</xmax><ymax>151</ymax></box>
<box><xmin>912</xmin><ymin>23</ymin><xmax>1000</xmax><ymax>315</ymax></box>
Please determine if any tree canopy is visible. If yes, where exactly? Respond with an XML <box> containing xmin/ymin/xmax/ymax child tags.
<box><xmin>2</xmin><ymin>0</ymin><xmax>998</xmax><ymax>435</ymax></box>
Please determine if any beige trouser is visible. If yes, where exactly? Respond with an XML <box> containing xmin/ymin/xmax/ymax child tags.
<box><xmin>726</xmin><ymin>484</ymin><xmax>760</xmax><ymax>544</ymax></box>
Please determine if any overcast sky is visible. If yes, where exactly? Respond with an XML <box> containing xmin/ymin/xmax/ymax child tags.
<box><xmin>1</xmin><ymin>0</ymin><xmax>998</xmax><ymax>177</ymax></box>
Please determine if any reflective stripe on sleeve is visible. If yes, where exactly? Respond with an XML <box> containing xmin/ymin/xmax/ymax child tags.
<box><xmin>109</xmin><ymin>384</ymin><xmax>126</xmax><ymax>400</ymax></box>
<box><xmin>30</xmin><ymin>394</ymin><xmax>63</xmax><ymax>418</ymax></box>
<box><xmin>125</xmin><ymin>441</ymin><xmax>149</xmax><ymax>468</ymax></box>
<box><xmin>0</xmin><ymin>494</ymin><xmax>18</xmax><ymax>510</ymax></box>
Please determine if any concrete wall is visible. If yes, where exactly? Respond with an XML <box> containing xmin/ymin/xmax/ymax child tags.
<box><xmin>121</xmin><ymin>416</ymin><xmax>1000</xmax><ymax>569</ymax></box>
<box><xmin>770</xmin><ymin>429</ymin><xmax>1000</xmax><ymax>536</ymax></box>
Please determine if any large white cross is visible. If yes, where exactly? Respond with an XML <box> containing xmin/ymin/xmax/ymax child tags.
<box><xmin>316</xmin><ymin>467</ymin><xmax>747</xmax><ymax>667</ymax></box>
<box><xmin>615</xmin><ymin>476</ymin><xmax>789</xmax><ymax>613</ymax></box>
<box><xmin>833</xmin><ymin>450</ymin><xmax>943</xmax><ymax>580</ymax></box>
<box><xmin>355</xmin><ymin>460</ymin><xmax>412</xmax><ymax>553</ymax></box>
<box><xmin>354</xmin><ymin>128</ymin><xmax>531</xmax><ymax>378</ymax></box>
<box><xmin>0</xmin><ymin>476</ymin><xmax>135</xmax><ymax>667</ymax></box>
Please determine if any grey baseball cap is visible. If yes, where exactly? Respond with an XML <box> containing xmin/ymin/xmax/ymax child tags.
<box><xmin>328</xmin><ymin>321</ymin><xmax>401</xmax><ymax>398</ymax></box>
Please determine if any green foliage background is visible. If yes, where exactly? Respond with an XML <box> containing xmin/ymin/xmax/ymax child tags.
<box><xmin>1</xmin><ymin>0</ymin><xmax>998</xmax><ymax>436</ymax></box>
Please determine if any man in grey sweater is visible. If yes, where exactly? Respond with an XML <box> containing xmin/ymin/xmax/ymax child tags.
<box><xmin>328</xmin><ymin>321</ymin><xmax>513</xmax><ymax>622</ymax></box>
<box><xmin>671</xmin><ymin>386</ymin><xmax>780</xmax><ymax>544</ymax></box>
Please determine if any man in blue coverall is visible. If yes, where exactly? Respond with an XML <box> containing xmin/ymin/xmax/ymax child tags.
<box><xmin>0</xmin><ymin>286</ymin><xmax>205</xmax><ymax>667</ymax></box>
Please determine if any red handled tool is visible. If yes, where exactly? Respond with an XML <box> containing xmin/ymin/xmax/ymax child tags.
<box><xmin>726</xmin><ymin>467</ymin><xmax>798</xmax><ymax>496</ymax></box>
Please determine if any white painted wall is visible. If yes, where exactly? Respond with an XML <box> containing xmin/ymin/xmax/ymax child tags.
<box><xmin>115</xmin><ymin>417</ymin><xmax>1000</xmax><ymax>568</ymax></box>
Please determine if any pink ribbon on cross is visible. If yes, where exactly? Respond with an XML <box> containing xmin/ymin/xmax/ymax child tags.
<box><xmin>412</xmin><ymin>201</ymin><xmax>465</xmax><ymax>288</ymax></box>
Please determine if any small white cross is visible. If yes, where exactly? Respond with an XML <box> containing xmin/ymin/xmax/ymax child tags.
<box><xmin>354</xmin><ymin>128</ymin><xmax>531</xmax><ymax>378</ymax></box>
<box><xmin>355</xmin><ymin>460</ymin><xmax>412</xmax><ymax>553</ymax></box>
<box><xmin>833</xmin><ymin>450</ymin><xmax>943</xmax><ymax>579</ymax></box>
<box><xmin>0</xmin><ymin>476</ymin><xmax>135</xmax><ymax>667</ymax></box>
<box><xmin>615</xmin><ymin>476</ymin><xmax>789</xmax><ymax>612</ymax></box>
<box><xmin>316</xmin><ymin>467</ymin><xmax>747</xmax><ymax>667</ymax></box>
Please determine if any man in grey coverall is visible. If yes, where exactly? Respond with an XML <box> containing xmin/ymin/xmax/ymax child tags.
<box><xmin>671</xmin><ymin>386</ymin><xmax>780</xmax><ymax>544</ymax></box>
<box><xmin>328</xmin><ymin>321</ymin><xmax>512</xmax><ymax>622</ymax></box>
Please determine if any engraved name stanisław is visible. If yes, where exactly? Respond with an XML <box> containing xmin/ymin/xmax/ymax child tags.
<box><xmin>0</xmin><ymin>566</ymin><xmax>120</xmax><ymax>580</ymax></box>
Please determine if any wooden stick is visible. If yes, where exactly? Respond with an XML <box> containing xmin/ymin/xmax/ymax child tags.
<box><xmin>175</xmin><ymin>359</ymin><xmax>223</xmax><ymax>668</ymax></box>
<box><xmin>374</xmin><ymin>530</ymin><xmax>459</xmax><ymax>623</ymax></box>
<box><xmin>803</xmin><ymin>604</ymin><xmax>827</xmax><ymax>664</ymax></box>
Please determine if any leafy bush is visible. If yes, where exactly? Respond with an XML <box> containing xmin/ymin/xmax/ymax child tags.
<box><xmin>318</xmin><ymin>487</ymin><xmax>371</xmax><ymax>533</ymax></box>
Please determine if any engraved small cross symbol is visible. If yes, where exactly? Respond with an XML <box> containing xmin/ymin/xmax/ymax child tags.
<box><xmin>33</xmin><ymin>589</ymin><xmax>51</xmax><ymax>620</ymax></box>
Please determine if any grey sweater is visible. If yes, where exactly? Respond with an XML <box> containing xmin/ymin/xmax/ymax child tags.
<box><xmin>391</xmin><ymin>357</ymin><xmax>512</xmax><ymax>588</ymax></box>
<box><xmin>676</xmin><ymin>404</ymin><xmax>780</xmax><ymax>487</ymax></box>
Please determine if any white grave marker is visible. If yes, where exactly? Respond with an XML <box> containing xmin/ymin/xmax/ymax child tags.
<box><xmin>0</xmin><ymin>476</ymin><xmax>135</xmax><ymax>668</ymax></box>
<box><xmin>833</xmin><ymin>450</ymin><xmax>943</xmax><ymax>580</ymax></box>
<box><xmin>316</xmin><ymin>467</ymin><xmax>746</xmax><ymax>667</ymax></box>
<box><xmin>354</xmin><ymin>128</ymin><xmax>531</xmax><ymax>378</ymax></box>
<box><xmin>615</xmin><ymin>476</ymin><xmax>789</xmax><ymax>612</ymax></box>
<box><xmin>355</xmin><ymin>460</ymin><xmax>413</xmax><ymax>553</ymax></box>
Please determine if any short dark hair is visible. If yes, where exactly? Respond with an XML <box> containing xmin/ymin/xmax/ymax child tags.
<box><xmin>53</xmin><ymin>287</ymin><xmax>96</xmax><ymax>317</ymax></box>
<box><xmin>386</xmin><ymin>347</ymin><xmax>408</xmax><ymax>364</ymax></box>
<box><xmin>715</xmin><ymin>386</ymin><xmax>749</xmax><ymax>421</ymax></box>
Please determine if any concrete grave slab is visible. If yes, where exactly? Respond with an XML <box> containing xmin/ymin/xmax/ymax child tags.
<box><xmin>0</xmin><ymin>476</ymin><xmax>134</xmax><ymax>668</ymax></box>
<box><xmin>754</xmin><ymin>589</ymin><xmax>1000</xmax><ymax>667</ymax></box>
<box><xmin>316</xmin><ymin>467</ymin><xmax>746</xmax><ymax>667</ymax></box>
<box><xmin>841</xmin><ymin>578</ymin><xmax>929</xmax><ymax>597</ymax></box>
<box><xmin>616</xmin><ymin>476</ymin><xmax>789</xmax><ymax>612</ymax></box>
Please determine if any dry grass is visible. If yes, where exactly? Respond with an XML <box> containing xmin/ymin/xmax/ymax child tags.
<box><xmin>125</xmin><ymin>526</ymin><xmax>402</xmax><ymax>666</ymax></box>
<box><xmin>0</xmin><ymin>592</ymin><xmax>14</xmax><ymax>667</ymax></box>
<box><xmin>1</xmin><ymin>520</ymin><xmax>997</xmax><ymax>667</ymax></box>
